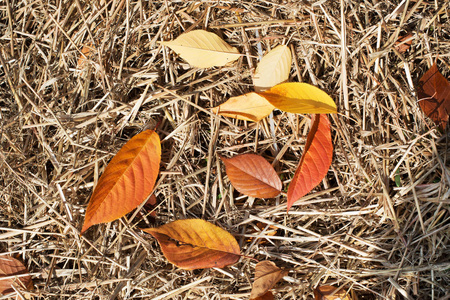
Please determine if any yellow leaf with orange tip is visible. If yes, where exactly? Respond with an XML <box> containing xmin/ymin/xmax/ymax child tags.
<box><xmin>142</xmin><ymin>219</ymin><xmax>241</xmax><ymax>270</ymax></box>
<box><xmin>81</xmin><ymin>130</ymin><xmax>161</xmax><ymax>234</ymax></box>
<box><xmin>162</xmin><ymin>30</ymin><xmax>241</xmax><ymax>68</ymax></box>
<box><xmin>257</xmin><ymin>82</ymin><xmax>337</xmax><ymax>114</ymax></box>
<box><xmin>212</xmin><ymin>93</ymin><xmax>275</xmax><ymax>122</ymax></box>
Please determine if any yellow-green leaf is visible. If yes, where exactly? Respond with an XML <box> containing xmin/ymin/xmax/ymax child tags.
<box><xmin>257</xmin><ymin>82</ymin><xmax>337</xmax><ymax>114</ymax></box>
<box><xmin>162</xmin><ymin>30</ymin><xmax>241</xmax><ymax>68</ymax></box>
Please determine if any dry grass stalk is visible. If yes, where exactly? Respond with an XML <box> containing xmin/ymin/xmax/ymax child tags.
<box><xmin>0</xmin><ymin>0</ymin><xmax>449</xmax><ymax>299</ymax></box>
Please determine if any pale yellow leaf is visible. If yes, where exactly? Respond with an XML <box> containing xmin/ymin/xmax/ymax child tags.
<box><xmin>253</xmin><ymin>45</ymin><xmax>292</xmax><ymax>92</ymax></box>
<box><xmin>257</xmin><ymin>82</ymin><xmax>337</xmax><ymax>114</ymax></box>
<box><xmin>212</xmin><ymin>93</ymin><xmax>275</xmax><ymax>122</ymax></box>
<box><xmin>162</xmin><ymin>30</ymin><xmax>241</xmax><ymax>68</ymax></box>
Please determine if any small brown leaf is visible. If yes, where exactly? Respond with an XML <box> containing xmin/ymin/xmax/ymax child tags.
<box><xmin>394</xmin><ymin>33</ymin><xmax>413</xmax><ymax>53</ymax></box>
<box><xmin>220</xmin><ymin>154</ymin><xmax>282</xmax><ymax>198</ymax></box>
<box><xmin>417</xmin><ymin>63</ymin><xmax>450</xmax><ymax>129</ymax></box>
<box><xmin>142</xmin><ymin>219</ymin><xmax>240</xmax><ymax>270</ymax></box>
<box><xmin>0</xmin><ymin>255</ymin><xmax>32</xmax><ymax>295</ymax></box>
<box><xmin>253</xmin><ymin>291</ymin><xmax>274</xmax><ymax>300</ymax></box>
<box><xmin>250</xmin><ymin>261</ymin><xmax>287</xmax><ymax>299</ymax></box>
<box><xmin>314</xmin><ymin>285</ymin><xmax>352</xmax><ymax>300</ymax></box>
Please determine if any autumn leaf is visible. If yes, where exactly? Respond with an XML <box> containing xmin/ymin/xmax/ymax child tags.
<box><xmin>250</xmin><ymin>261</ymin><xmax>287</xmax><ymax>299</ymax></box>
<box><xmin>257</xmin><ymin>82</ymin><xmax>337</xmax><ymax>114</ymax></box>
<box><xmin>287</xmin><ymin>114</ymin><xmax>333</xmax><ymax>211</ymax></box>
<box><xmin>162</xmin><ymin>29</ymin><xmax>241</xmax><ymax>68</ymax></box>
<box><xmin>220</xmin><ymin>154</ymin><xmax>282</xmax><ymax>198</ymax></box>
<box><xmin>212</xmin><ymin>93</ymin><xmax>275</xmax><ymax>122</ymax></box>
<box><xmin>142</xmin><ymin>219</ymin><xmax>240</xmax><ymax>270</ymax></box>
<box><xmin>314</xmin><ymin>285</ymin><xmax>352</xmax><ymax>300</ymax></box>
<box><xmin>417</xmin><ymin>63</ymin><xmax>450</xmax><ymax>129</ymax></box>
<box><xmin>81</xmin><ymin>129</ymin><xmax>161</xmax><ymax>234</ymax></box>
<box><xmin>253</xmin><ymin>45</ymin><xmax>292</xmax><ymax>92</ymax></box>
<box><xmin>253</xmin><ymin>291</ymin><xmax>274</xmax><ymax>300</ymax></box>
<box><xmin>394</xmin><ymin>33</ymin><xmax>413</xmax><ymax>53</ymax></box>
<box><xmin>77</xmin><ymin>43</ymin><xmax>93</xmax><ymax>69</ymax></box>
<box><xmin>0</xmin><ymin>255</ymin><xmax>32</xmax><ymax>295</ymax></box>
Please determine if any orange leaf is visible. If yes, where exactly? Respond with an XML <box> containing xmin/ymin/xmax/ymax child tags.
<box><xmin>257</xmin><ymin>82</ymin><xmax>337</xmax><ymax>114</ymax></box>
<box><xmin>220</xmin><ymin>154</ymin><xmax>282</xmax><ymax>198</ymax></box>
<box><xmin>81</xmin><ymin>129</ymin><xmax>161</xmax><ymax>233</ymax></box>
<box><xmin>250</xmin><ymin>261</ymin><xmax>287</xmax><ymax>299</ymax></box>
<box><xmin>212</xmin><ymin>93</ymin><xmax>275</xmax><ymax>122</ymax></box>
<box><xmin>142</xmin><ymin>219</ymin><xmax>240</xmax><ymax>270</ymax></box>
<box><xmin>314</xmin><ymin>285</ymin><xmax>352</xmax><ymax>300</ymax></box>
<box><xmin>287</xmin><ymin>114</ymin><xmax>332</xmax><ymax>211</ymax></box>
<box><xmin>0</xmin><ymin>255</ymin><xmax>32</xmax><ymax>295</ymax></box>
<box><xmin>417</xmin><ymin>63</ymin><xmax>450</xmax><ymax>129</ymax></box>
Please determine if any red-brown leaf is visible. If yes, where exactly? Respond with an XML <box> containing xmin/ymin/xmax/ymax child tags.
<box><xmin>287</xmin><ymin>114</ymin><xmax>333</xmax><ymax>211</ymax></box>
<box><xmin>142</xmin><ymin>219</ymin><xmax>240</xmax><ymax>270</ymax></box>
<box><xmin>220</xmin><ymin>154</ymin><xmax>282</xmax><ymax>198</ymax></box>
<box><xmin>81</xmin><ymin>129</ymin><xmax>161</xmax><ymax>233</ymax></box>
<box><xmin>0</xmin><ymin>255</ymin><xmax>32</xmax><ymax>295</ymax></box>
<box><xmin>417</xmin><ymin>63</ymin><xmax>450</xmax><ymax>129</ymax></box>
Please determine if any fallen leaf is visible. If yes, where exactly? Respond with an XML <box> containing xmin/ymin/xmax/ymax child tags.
<box><xmin>220</xmin><ymin>154</ymin><xmax>282</xmax><ymax>198</ymax></box>
<box><xmin>246</xmin><ymin>222</ymin><xmax>278</xmax><ymax>245</ymax></box>
<box><xmin>314</xmin><ymin>285</ymin><xmax>352</xmax><ymax>300</ymax></box>
<box><xmin>257</xmin><ymin>82</ymin><xmax>337</xmax><ymax>114</ymax></box>
<box><xmin>417</xmin><ymin>63</ymin><xmax>450</xmax><ymax>129</ymax></box>
<box><xmin>162</xmin><ymin>29</ymin><xmax>241</xmax><ymax>68</ymax></box>
<box><xmin>287</xmin><ymin>114</ymin><xmax>333</xmax><ymax>211</ymax></box>
<box><xmin>143</xmin><ymin>219</ymin><xmax>240</xmax><ymax>270</ymax></box>
<box><xmin>77</xmin><ymin>44</ymin><xmax>93</xmax><ymax>69</ymax></box>
<box><xmin>253</xmin><ymin>291</ymin><xmax>274</xmax><ymax>300</ymax></box>
<box><xmin>250</xmin><ymin>261</ymin><xmax>287</xmax><ymax>299</ymax></box>
<box><xmin>253</xmin><ymin>45</ymin><xmax>292</xmax><ymax>92</ymax></box>
<box><xmin>144</xmin><ymin>194</ymin><xmax>158</xmax><ymax>218</ymax></box>
<box><xmin>212</xmin><ymin>93</ymin><xmax>275</xmax><ymax>122</ymax></box>
<box><xmin>394</xmin><ymin>33</ymin><xmax>413</xmax><ymax>53</ymax></box>
<box><xmin>82</xmin><ymin>129</ymin><xmax>161</xmax><ymax>233</ymax></box>
<box><xmin>0</xmin><ymin>255</ymin><xmax>32</xmax><ymax>295</ymax></box>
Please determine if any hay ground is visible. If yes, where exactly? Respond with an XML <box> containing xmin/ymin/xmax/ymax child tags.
<box><xmin>1</xmin><ymin>0</ymin><xmax>450</xmax><ymax>299</ymax></box>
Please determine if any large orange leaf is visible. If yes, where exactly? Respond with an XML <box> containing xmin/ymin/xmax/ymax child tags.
<box><xmin>81</xmin><ymin>130</ymin><xmax>161</xmax><ymax>233</ymax></box>
<box><xmin>220</xmin><ymin>154</ymin><xmax>282</xmax><ymax>198</ymax></box>
<box><xmin>250</xmin><ymin>261</ymin><xmax>287</xmax><ymax>299</ymax></box>
<box><xmin>162</xmin><ymin>30</ymin><xmax>241</xmax><ymax>68</ymax></box>
<box><xmin>257</xmin><ymin>82</ymin><xmax>337</xmax><ymax>114</ymax></box>
<box><xmin>287</xmin><ymin>114</ymin><xmax>333</xmax><ymax>211</ymax></box>
<box><xmin>417</xmin><ymin>63</ymin><xmax>450</xmax><ymax>129</ymax></box>
<box><xmin>212</xmin><ymin>93</ymin><xmax>275</xmax><ymax>122</ymax></box>
<box><xmin>0</xmin><ymin>255</ymin><xmax>32</xmax><ymax>295</ymax></box>
<box><xmin>142</xmin><ymin>219</ymin><xmax>240</xmax><ymax>270</ymax></box>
